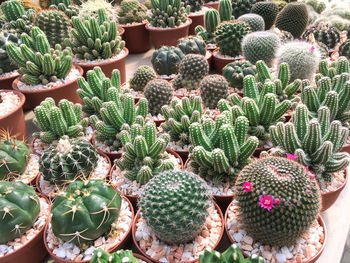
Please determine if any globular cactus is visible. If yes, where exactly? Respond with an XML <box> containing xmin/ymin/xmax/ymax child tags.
<box><xmin>161</xmin><ymin>95</ymin><xmax>204</xmax><ymax>147</ymax></box>
<box><xmin>214</xmin><ymin>20</ymin><xmax>251</xmax><ymax>57</ymax></box>
<box><xmin>147</xmin><ymin>0</ymin><xmax>190</xmax><ymax>28</ymax></box>
<box><xmin>222</xmin><ymin>60</ymin><xmax>257</xmax><ymax>89</ymax></box>
<box><xmin>115</xmin><ymin>120</ymin><xmax>175</xmax><ymax>184</ymax></box>
<box><xmin>219</xmin><ymin>0</ymin><xmax>232</xmax><ymax>21</ymax></box>
<box><xmin>235</xmin><ymin>156</ymin><xmax>321</xmax><ymax>246</ymax></box>
<box><xmin>302</xmin><ymin>23</ymin><xmax>341</xmax><ymax>50</ymax></box>
<box><xmin>129</xmin><ymin>65</ymin><xmax>156</xmax><ymax>92</ymax></box>
<box><xmin>182</xmin><ymin>0</ymin><xmax>203</xmax><ymax>13</ymax></box>
<box><xmin>238</xmin><ymin>13</ymin><xmax>265</xmax><ymax>32</ymax></box>
<box><xmin>117</xmin><ymin>0</ymin><xmax>148</xmax><ymax>24</ymax></box>
<box><xmin>339</xmin><ymin>40</ymin><xmax>350</xmax><ymax>59</ymax></box>
<box><xmin>177</xmin><ymin>36</ymin><xmax>207</xmax><ymax>56</ymax></box>
<box><xmin>6</xmin><ymin>27</ymin><xmax>73</xmax><ymax>85</ymax></box>
<box><xmin>0</xmin><ymin>181</ymin><xmax>40</xmax><ymax>244</ymax></box>
<box><xmin>189</xmin><ymin>113</ymin><xmax>259</xmax><ymax>182</ymax></box>
<box><xmin>91</xmin><ymin>249</ymin><xmax>138</xmax><ymax>263</ymax></box>
<box><xmin>49</xmin><ymin>2</ymin><xmax>79</xmax><ymax>19</ymax></box>
<box><xmin>151</xmin><ymin>46</ymin><xmax>184</xmax><ymax>76</ymax></box>
<box><xmin>40</xmin><ymin>137</ymin><xmax>99</xmax><ymax>185</ymax></box>
<box><xmin>139</xmin><ymin>170</ymin><xmax>211</xmax><ymax>244</ymax></box>
<box><xmin>270</xmin><ymin>104</ymin><xmax>350</xmax><ymax>182</ymax></box>
<box><xmin>251</xmin><ymin>1</ymin><xmax>279</xmax><ymax>30</ymax></box>
<box><xmin>199</xmin><ymin>74</ymin><xmax>229</xmax><ymax>109</ymax></box>
<box><xmin>51</xmin><ymin>179</ymin><xmax>121</xmax><ymax>245</ymax></box>
<box><xmin>242</xmin><ymin>31</ymin><xmax>280</xmax><ymax>66</ymax></box>
<box><xmin>304</xmin><ymin>0</ymin><xmax>326</xmax><ymax>14</ymax></box>
<box><xmin>33</xmin><ymin>97</ymin><xmax>89</xmax><ymax>144</ymax></box>
<box><xmin>231</xmin><ymin>0</ymin><xmax>262</xmax><ymax>19</ymax></box>
<box><xmin>0</xmin><ymin>30</ymin><xmax>21</xmax><ymax>75</ymax></box>
<box><xmin>271</xmin><ymin>27</ymin><xmax>294</xmax><ymax>44</ymax></box>
<box><xmin>144</xmin><ymin>79</ymin><xmax>173</xmax><ymax>115</ymax></box>
<box><xmin>195</xmin><ymin>9</ymin><xmax>220</xmax><ymax>45</ymax></box>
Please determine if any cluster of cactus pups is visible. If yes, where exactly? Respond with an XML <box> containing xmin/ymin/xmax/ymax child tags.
<box><xmin>91</xmin><ymin>249</ymin><xmax>138</xmax><ymax>263</ymax></box>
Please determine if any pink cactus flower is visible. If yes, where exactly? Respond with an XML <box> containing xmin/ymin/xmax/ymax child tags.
<box><xmin>305</xmin><ymin>166</ymin><xmax>309</xmax><ymax>172</ymax></box>
<box><xmin>310</xmin><ymin>173</ymin><xmax>316</xmax><ymax>179</ymax></box>
<box><xmin>243</xmin><ymin>182</ymin><xmax>252</xmax><ymax>192</ymax></box>
<box><xmin>259</xmin><ymin>195</ymin><xmax>275</xmax><ymax>211</ymax></box>
<box><xmin>275</xmin><ymin>198</ymin><xmax>281</xmax><ymax>205</ymax></box>
<box><xmin>286</xmin><ymin>153</ymin><xmax>298</xmax><ymax>160</ymax></box>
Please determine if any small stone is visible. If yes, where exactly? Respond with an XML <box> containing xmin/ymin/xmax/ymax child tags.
<box><xmin>304</xmin><ymin>246</ymin><xmax>312</xmax><ymax>258</ymax></box>
<box><xmin>241</xmin><ymin>244</ymin><xmax>253</xmax><ymax>251</ymax></box>
<box><xmin>242</xmin><ymin>235</ymin><xmax>253</xmax><ymax>245</ymax></box>
<box><xmin>262</xmin><ymin>250</ymin><xmax>273</xmax><ymax>260</ymax></box>
<box><xmin>275</xmin><ymin>253</ymin><xmax>286</xmax><ymax>263</ymax></box>
<box><xmin>233</xmin><ymin>232</ymin><xmax>243</xmax><ymax>242</ymax></box>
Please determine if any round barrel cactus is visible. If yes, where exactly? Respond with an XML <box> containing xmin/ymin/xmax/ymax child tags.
<box><xmin>178</xmin><ymin>36</ymin><xmax>207</xmax><ymax>56</ymax></box>
<box><xmin>0</xmin><ymin>181</ymin><xmax>40</xmax><ymax>244</ymax></box>
<box><xmin>151</xmin><ymin>46</ymin><xmax>185</xmax><ymax>76</ymax></box>
<box><xmin>51</xmin><ymin>179</ymin><xmax>122</xmax><ymax>245</ymax></box>
<box><xmin>129</xmin><ymin>65</ymin><xmax>156</xmax><ymax>92</ymax></box>
<box><xmin>222</xmin><ymin>60</ymin><xmax>257</xmax><ymax>88</ymax></box>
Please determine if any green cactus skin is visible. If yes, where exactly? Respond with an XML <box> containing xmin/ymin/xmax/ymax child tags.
<box><xmin>302</xmin><ymin>23</ymin><xmax>341</xmax><ymax>50</ymax></box>
<box><xmin>129</xmin><ymin>65</ymin><xmax>156</xmax><ymax>92</ymax></box>
<box><xmin>178</xmin><ymin>36</ymin><xmax>207</xmax><ymax>56</ymax></box>
<box><xmin>275</xmin><ymin>2</ymin><xmax>309</xmax><ymax>38</ymax></box>
<box><xmin>2</xmin><ymin>3</ymin><xmax>35</xmax><ymax>35</ymax></box>
<box><xmin>161</xmin><ymin>95</ymin><xmax>204</xmax><ymax>147</ymax></box>
<box><xmin>273</xmin><ymin>0</ymin><xmax>288</xmax><ymax>11</ymax></box>
<box><xmin>139</xmin><ymin>170</ymin><xmax>211</xmax><ymax>244</ymax></box>
<box><xmin>304</xmin><ymin>0</ymin><xmax>326</xmax><ymax>14</ymax></box>
<box><xmin>51</xmin><ymin>0</ymin><xmax>73</xmax><ymax>6</ymax></box>
<box><xmin>189</xmin><ymin>113</ymin><xmax>259</xmax><ymax>183</ymax></box>
<box><xmin>242</xmin><ymin>31</ymin><xmax>280</xmax><ymax>66</ymax></box>
<box><xmin>200</xmin><ymin>74</ymin><xmax>229</xmax><ymax>109</ymax></box>
<box><xmin>195</xmin><ymin>9</ymin><xmax>220</xmax><ymax>45</ymax></box>
<box><xmin>117</xmin><ymin>0</ymin><xmax>148</xmax><ymax>24</ymax></box>
<box><xmin>238</xmin><ymin>13</ymin><xmax>265</xmax><ymax>32</ymax></box>
<box><xmin>51</xmin><ymin>180</ymin><xmax>121</xmax><ymax>245</ymax></box>
<box><xmin>182</xmin><ymin>0</ymin><xmax>203</xmax><ymax>13</ymax></box>
<box><xmin>90</xmin><ymin>249</ymin><xmax>138</xmax><ymax>263</ymax></box>
<box><xmin>235</xmin><ymin>156</ymin><xmax>321</xmax><ymax>246</ymax></box>
<box><xmin>219</xmin><ymin>0</ymin><xmax>232</xmax><ymax>21</ymax></box>
<box><xmin>0</xmin><ymin>181</ymin><xmax>40</xmax><ymax>244</ymax></box>
<box><xmin>49</xmin><ymin>3</ymin><xmax>79</xmax><ymax>19</ymax></box>
<box><xmin>34</xmin><ymin>10</ymin><xmax>71</xmax><ymax>47</ymax></box>
<box><xmin>40</xmin><ymin>137</ymin><xmax>99</xmax><ymax>185</ymax></box>
<box><xmin>6</xmin><ymin>27</ymin><xmax>73</xmax><ymax>85</ymax></box>
<box><xmin>231</xmin><ymin>0</ymin><xmax>263</xmax><ymax>19</ymax></box>
<box><xmin>147</xmin><ymin>0</ymin><xmax>190</xmax><ymax>28</ymax></box>
<box><xmin>214</xmin><ymin>20</ymin><xmax>251</xmax><ymax>57</ymax></box>
<box><xmin>222</xmin><ymin>60</ymin><xmax>257</xmax><ymax>89</ymax></box>
<box><xmin>339</xmin><ymin>40</ymin><xmax>350</xmax><ymax>59</ymax></box>
<box><xmin>151</xmin><ymin>46</ymin><xmax>185</xmax><ymax>76</ymax></box>
<box><xmin>0</xmin><ymin>30</ymin><xmax>21</xmax><ymax>75</ymax></box>
<box><xmin>251</xmin><ymin>2</ymin><xmax>279</xmax><ymax>30</ymax></box>
<box><xmin>1</xmin><ymin>0</ymin><xmax>26</xmax><ymax>21</ymax></box>
<box><xmin>33</xmin><ymin>97</ymin><xmax>89</xmax><ymax>144</ymax></box>
<box><xmin>144</xmin><ymin>79</ymin><xmax>173</xmax><ymax>116</ymax></box>
<box><xmin>269</xmin><ymin>104</ymin><xmax>350</xmax><ymax>183</ymax></box>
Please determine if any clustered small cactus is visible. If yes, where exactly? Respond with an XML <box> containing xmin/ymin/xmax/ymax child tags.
<box><xmin>91</xmin><ymin>249</ymin><xmax>138</xmax><ymax>263</ymax></box>
<box><xmin>195</xmin><ymin>9</ymin><xmax>220</xmax><ymax>45</ymax></box>
<box><xmin>117</xmin><ymin>0</ymin><xmax>148</xmax><ymax>24</ymax></box>
<box><xmin>49</xmin><ymin>0</ymin><xmax>79</xmax><ymax>18</ymax></box>
<box><xmin>0</xmin><ymin>30</ymin><xmax>21</xmax><ymax>75</ymax></box>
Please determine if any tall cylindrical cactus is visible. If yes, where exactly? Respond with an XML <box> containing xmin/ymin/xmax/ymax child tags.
<box><xmin>0</xmin><ymin>30</ymin><xmax>21</xmax><ymax>75</ymax></box>
<box><xmin>195</xmin><ymin>9</ymin><xmax>220</xmax><ymax>45</ymax></box>
<box><xmin>1</xmin><ymin>0</ymin><xmax>26</xmax><ymax>21</ymax></box>
<box><xmin>219</xmin><ymin>0</ymin><xmax>232</xmax><ymax>21</ymax></box>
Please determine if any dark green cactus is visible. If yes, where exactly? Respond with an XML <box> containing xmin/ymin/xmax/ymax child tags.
<box><xmin>129</xmin><ymin>65</ymin><xmax>156</xmax><ymax>92</ymax></box>
<box><xmin>0</xmin><ymin>30</ymin><xmax>21</xmax><ymax>75</ymax></box>
<box><xmin>49</xmin><ymin>3</ymin><xmax>79</xmax><ymax>19</ymax></box>
<box><xmin>302</xmin><ymin>23</ymin><xmax>341</xmax><ymax>50</ymax></box>
<box><xmin>51</xmin><ymin>179</ymin><xmax>121</xmax><ymax>245</ymax></box>
<box><xmin>222</xmin><ymin>60</ymin><xmax>257</xmax><ymax>89</ymax></box>
<box><xmin>231</xmin><ymin>0</ymin><xmax>263</xmax><ymax>19</ymax></box>
<box><xmin>238</xmin><ymin>13</ymin><xmax>265</xmax><ymax>32</ymax></box>
<box><xmin>339</xmin><ymin>40</ymin><xmax>350</xmax><ymax>59</ymax></box>
<box><xmin>139</xmin><ymin>170</ymin><xmax>211</xmax><ymax>244</ymax></box>
<box><xmin>182</xmin><ymin>0</ymin><xmax>203</xmax><ymax>13</ymax></box>
<box><xmin>151</xmin><ymin>46</ymin><xmax>184</xmax><ymax>76</ymax></box>
<box><xmin>1</xmin><ymin>0</ymin><xmax>26</xmax><ymax>21</ymax></box>
<box><xmin>117</xmin><ymin>0</ymin><xmax>148</xmax><ymax>24</ymax></box>
<box><xmin>90</xmin><ymin>249</ymin><xmax>138</xmax><ymax>263</ymax></box>
<box><xmin>251</xmin><ymin>1</ymin><xmax>279</xmax><ymax>30</ymax></box>
<box><xmin>0</xmin><ymin>181</ymin><xmax>40</xmax><ymax>244</ymax></box>
<box><xmin>219</xmin><ymin>0</ymin><xmax>232</xmax><ymax>21</ymax></box>
<box><xmin>195</xmin><ymin>9</ymin><xmax>220</xmax><ymax>45</ymax></box>
<box><xmin>200</xmin><ymin>74</ymin><xmax>229</xmax><ymax>109</ymax></box>
<box><xmin>178</xmin><ymin>36</ymin><xmax>207</xmax><ymax>56</ymax></box>
<box><xmin>144</xmin><ymin>79</ymin><xmax>173</xmax><ymax>115</ymax></box>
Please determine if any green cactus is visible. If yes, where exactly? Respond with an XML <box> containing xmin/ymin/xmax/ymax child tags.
<box><xmin>222</xmin><ymin>60</ymin><xmax>257</xmax><ymax>89</ymax></box>
<box><xmin>195</xmin><ymin>9</ymin><xmax>220</xmax><ymax>45</ymax></box>
<box><xmin>0</xmin><ymin>30</ymin><xmax>21</xmax><ymax>75</ymax></box>
<box><xmin>117</xmin><ymin>0</ymin><xmax>148</xmax><ymax>24</ymax></box>
<box><xmin>251</xmin><ymin>1</ymin><xmax>279</xmax><ymax>30</ymax></box>
<box><xmin>304</xmin><ymin>0</ymin><xmax>326</xmax><ymax>14</ymax></box>
<box><xmin>33</xmin><ymin>97</ymin><xmax>89</xmax><ymax>144</ymax></box>
<box><xmin>51</xmin><ymin>179</ymin><xmax>121</xmax><ymax>245</ymax></box>
<box><xmin>235</xmin><ymin>156</ymin><xmax>321</xmax><ymax>246</ymax></box>
<box><xmin>139</xmin><ymin>170</ymin><xmax>211</xmax><ymax>244</ymax></box>
<box><xmin>129</xmin><ymin>65</ymin><xmax>156</xmax><ymax>92</ymax></box>
<box><xmin>231</xmin><ymin>0</ymin><xmax>263</xmax><ymax>19</ymax></box>
<box><xmin>77</xmin><ymin>0</ymin><xmax>118</xmax><ymax>24</ymax></box>
<box><xmin>144</xmin><ymin>78</ymin><xmax>173</xmax><ymax>115</ymax></box>
<box><xmin>270</xmin><ymin>104</ymin><xmax>350</xmax><ymax>182</ymax></box>
<box><xmin>90</xmin><ymin>249</ymin><xmax>138</xmax><ymax>263</ymax></box>
<box><xmin>115</xmin><ymin>120</ymin><xmax>175</xmax><ymax>184</ymax></box>
<box><xmin>238</xmin><ymin>13</ymin><xmax>265</xmax><ymax>32</ymax></box>
<box><xmin>177</xmin><ymin>36</ymin><xmax>207</xmax><ymax>56</ymax></box>
<box><xmin>189</xmin><ymin>113</ymin><xmax>259</xmax><ymax>182</ymax></box>
<box><xmin>339</xmin><ymin>40</ymin><xmax>350</xmax><ymax>59</ymax></box>
<box><xmin>200</xmin><ymin>74</ymin><xmax>229</xmax><ymax>109</ymax></box>
<box><xmin>219</xmin><ymin>0</ymin><xmax>232</xmax><ymax>21</ymax></box>
<box><xmin>1</xmin><ymin>0</ymin><xmax>26</xmax><ymax>21</ymax></box>
<box><xmin>151</xmin><ymin>46</ymin><xmax>184</xmax><ymax>76</ymax></box>
<box><xmin>271</xmin><ymin>27</ymin><xmax>294</xmax><ymax>44</ymax></box>
<box><xmin>302</xmin><ymin>23</ymin><xmax>341</xmax><ymax>50</ymax></box>
<box><xmin>182</xmin><ymin>0</ymin><xmax>203</xmax><ymax>13</ymax></box>
<box><xmin>49</xmin><ymin>2</ymin><xmax>79</xmax><ymax>19</ymax></box>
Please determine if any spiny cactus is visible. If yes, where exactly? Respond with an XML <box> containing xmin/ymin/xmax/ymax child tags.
<box><xmin>0</xmin><ymin>30</ymin><xmax>21</xmax><ymax>75</ymax></box>
<box><xmin>200</xmin><ymin>74</ymin><xmax>229</xmax><ymax>109</ymax></box>
<box><xmin>49</xmin><ymin>0</ymin><xmax>79</xmax><ymax>18</ymax></box>
<box><xmin>195</xmin><ymin>9</ymin><xmax>220</xmax><ymax>45</ymax></box>
<box><xmin>302</xmin><ymin>23</ymin><xmax>341</xmax><ymax>50</ymax></box>
<box><xmin>91</xmin><ymin>249</ymin><xmax>138</xmax><ymax>263</ymax></box>
<box><xmin>129</xmin><ymin>65</ymin><xmax>156</xmax><ymax>92</ymax></box>
<box><xmin>115</xmin><ymin>120</ymin><xmax>175</xmax><ymax>184</ymax></box>
<box><xmin>6</xmin><ymin>27</ymin><xmax>73</xmax><ymax>85</ymax></box>
<box><xmin>219</xmin><ymin>0</ymin><xmax>232</xmax><ymax>21</ymax></box>
<box><xmin>139</xmin><ymin>170</ymin><xmax>211</xmax><ymax>244</ymax></box>
<box><xmin>231</xmin><ymin>0</ymin><xmax>262</xmax><ymax>19</ymax></box>
<box><xmin>270</xmin><ymin>104</ymin><xmax>350</xmax><ymax>182</ymax></box>
<box><xmin>151</xmin><ymin>46</ymin><xmax>184</xmax><ymax>76</ymax></box>
<box><xmin>0</xmin><ymin>181</ymin><xmax>40</xmax><ymax>244</ymax></box>
<box><xmin>182</xmin><ymin>0</ymin><xmax>203</xmax><ymax>13</ymax></box>
<box><xmin>235</xmin><ymin>156</ymin><xmax>321</xmax><ymax>246</ymax></box>
<box><xmin>339</xmin><ymin>40</ymin><xmax>350</xmax><ymax>59</ymax></box>
<box><xmin>77</xmin><ymin>0</ymin><xmax>118</xmax><ymax>24</ymax></box>
<box><xmin>251</xmin><ymin>1</ymin><xmax>279</xmax><ymax>30</ymax></box>
<box><xmin>318</xmin><ymin>56</ymin><xmax>349</xmax><ymax>79</ymax></box>
<box><xmin>304</xmin><ymin>0</ymin><xmax>326</xmax><ymax>14</ymax></box>
<box><xmin>1</xmin><ymin>0</ymin><xmax>26</xmax><ymax>21</ymax></box>
<box><xmin>222</xmin><ymin>60</ymin><xmax>257</xmax><ymax>89</ymax></box>
<box><xmin>51</xmin><ymin>179</ymin><xmax>121</xmax><ymax>245</ymax></box>
<box><xmin>144</xmin><ymin>79</ymin><xmax>173</xmax><ymax>116</ymax></box>
<box><xmin>238</xmin><ymin>13</ymin><xmax>265</xmax><ymax>32</ymax></box>
<box><xmin>117</xmin><ymin>0</ymin><xmax>148</xmax><ymax>24</ymax></box>
<box><xmin>177</xmin><ymin>36</ymin><xmax>207</xmax><ymax>56</ymax></box>
<box><xmin>33</xmin><ymin>97</ymin><xmax>89</xmax><ymax>144</ymax></box>
<box><xmin>189</xmin><ymin>113</ymin><xmax>259</xmax><ymax>182</ymax></box>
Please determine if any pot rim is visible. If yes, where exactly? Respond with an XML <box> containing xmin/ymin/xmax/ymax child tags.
<box><xmin>0</xmin><ymin>89</ymin><xmax>26</xmax><ymax>120</ymax></box>
<box><xmin>0</xmin><ymin>70</ymin><xmax>19</xmax><ymax>81</ymax></box>
<box><xmin>118</xmin><ymin>26</ymin><xmax>125</xmax><ymax>36</ymax></box>
<box><xmin>145</xmin><ymin>18</ymin><xmax>192</xmax><ymax>32</ymax></box>
<box><xmin>74</xmin><ymin>47</ymin><xmax>129</xmax><ymax>67</ymax></box>
<box><xmin>212</xmin><ymin>48</ymin><xmax>244</xmax><ymax>61</ymax></box>
<box><xmin>321</xmin><ymin>168</ymin><xmax>348</xmax><ymax>198</ymax></box>
<box><xmin>119</xmin><ymin>20</ymin><xmax>148</xmax><ymax>28</ymax></box>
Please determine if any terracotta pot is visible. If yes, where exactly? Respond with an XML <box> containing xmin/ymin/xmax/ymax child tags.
<box><xmin>205</xmin><ymin>50</ymin><xmax>213</xmax><ymax>69</ymax></box>
<box><xmin>189</xmin><ymin>12</ymin><xmax>204</xmax><ymax>35</ymax></box>
<box><xmin>204</xmin><ymin>1</ymin><xmax>219</xmax><ymax>10</ymax></box>
<box><xmin>0</xmin><ymin>71</ymin><xmax>19</xmax><ymax>89</ymax></box>
<box><xmin>12</xmin><ymin>66</ymin><xmax>83</xmax><ymax>110</ymax></box>
<box><xmin>133</xmin><ymin>254</ymin><xmax>152</xmax><ymax>263</ymax></box>
<box><xmin>76</xmin><ymin>48</ymin><xmax>129</xmax><ymax>84</ymax></box>
<box><xmin>120</xmin><ymin>21</ymin><xmax>151</xmax><ymax>54</ymax></box>
<box><xmin>91</xmin><ymin>133</ymin><xmax>122</xmax><ymax>161</ymax></box>
<box><xmin>132</xmin><ymin>202</ymin><xmax>224</xmax><ymax>263</ymax></box>
<box><xmin>321</xmin><ymin>168</ymin><xmax>348</xmax><ymax>211</ymax></box>
<box><xmin>341</xmin><ymin>144</ymin><xmax>350</xmax><ymax>154</ymax></box>
<box><xmin>253</xmin><ymin>146</ymin><xmax>271</xmax><ymax>158</ymax></box>
<box><xmin>0</xmin><ymin>89</ymin><xmax>27</xmax><ymax>140</ymax></box>
<box><xmin>170</xmin><ymin>148</ymin><xmax>189</xmax><ymax>163</ymax></box>
<box><xmin>224</xmin><ymin>203</ymin><xmax>327</xmax><ymax>263</ymax></box>
<box><xmin>212</xmin><ymin>48</ymin><xmax>243</xmax><ymax>74</ymax></box>
<box><xmin>118</xmin><ymin>26</ymin><xmax>125</xmax><ymax>37</ymax></box>
<box><xmin>43</xmin><ymin>197</ymin><xmax>134</xmax><ymax>263</ymax></box>
<box><xmin>146</xmin><ymin>19</ymin><xmax>192</xmax><ymax>49</ymax></box>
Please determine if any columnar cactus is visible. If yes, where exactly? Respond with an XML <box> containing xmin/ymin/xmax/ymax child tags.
<box><xmin>1</xmin><ymin>0</ymin><xmax>26</xmax><ymax>21</ymax></box>
<box><xmin>117</xmin><ymin>0</ymin><xmax>148</xmax><ymax>24</ymax></box>
<box><xmin>195</xmin><ymin>9</ymin><xmax>220</xmax><ymax>44</ymax></box>
<box><xmin>182</xmin><ymin>0</ymin><xmax>203</xmax><ymax>13</ymax></box>
<box><xmin>235</xmin><ymin>156</ymin><xmax>321</xmax><ymax>246</ymax></box>
<box><xmin>51</xmin><ymin>180</ymin><xmax>121</xmax><ymax>245</ymax></box>
<box><xmin>91</xmin><ymin>249</ymin><xmax>138</xmax><ymax>263</ymax></box>
<box><xmin>144</xmin><ymin>79</ymin><xmax>173</xmax><ymax>115</ymax></box>
<box><xmin>115</xmin><ymin>120</ymin><xmax>175</xmax><ymax>184</ymax></box>
<box><xmin>177</xmin><ymin>36</ymin><xmax>207</xmax><ymax>56</ymax></box>
<box><xmin>189</xmin><ymin>113</ymin><xmax>259</xmax><ymax>182</ymax></box>
<box><xmin>139</xmin><ymin>170</ymin><xmax>211</xmax><ymax>244</ymax></box>
<box><xmin>0</xmin><ymin>181</ymin><xmax>40</xmax><ymax>244</ymax></box>
<box><xmin>219</xmin><ymin>0</ymin><xmax>232</xmax><ymax>21</ymax></box>
<box><xmin>129</xmin><ymin>65</ymin><xmax>156</xmax><ymax>92</ymax></box>
<box><xmin>0</xmin><ymin>30</ymin><xmax>21</xmax><ymax>75</ymax></box>
<box><xmin>6</xmin><ymin>27</ymin><xmax>73</xmax><ymax>85</ymax></box>
<box><xmin>318</xmin><ymin>56</ymin><xmax>349</xmax><ymax>79</ymax></box>
<box><xmin>222</xmin><ymin>60</ymin><xmax>257</xmax><ymax>89</ymax></box>
<box><xmin>199</xmin><ymin>74</ymin><xmax>229</xmax><ymax>109</ymax></box>
<box><xmin>151</xmin><ymin>46</ymin><xmax>184</xmax><ymax>76</ymax></box>
<box><xmin>251</xmin><ymin>1</ymin><xmax>279</xmax><ymax>29</ymax></box>
<box><xmin>33</xmin><ymin>97</ymin><xmax>89</xmax><ymax>144</ymax></box>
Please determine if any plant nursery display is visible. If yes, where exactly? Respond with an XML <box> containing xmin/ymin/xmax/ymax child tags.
<box><xmin>251</xmin><ymin>1</ymin><xmax>279</xmax><ymax>29</ymax></box>
<box><xmin>195</xmin><ymin>8</ymin><xmax>220</xmax><ymax>48</ymax></box>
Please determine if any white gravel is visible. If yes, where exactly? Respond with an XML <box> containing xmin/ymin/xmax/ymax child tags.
<box><xmin>319</xmin><ymin>170</ymin><xmax>346</xmax><ymax>194</ymax></box>
<box><xmin>147</xmin><ymin>19</ymin><xmax>191</xmax><ymax>30</ymax></box>
<box><xmin>74</xmin><ymin>49</ymin><xmax>126</xmax><ymax>65</ymax></box>
<box><xmin>167</xmin><ymin>141</ymin><xmax>190</xmax><ymax>151</ymax></box>
<box><xmin>158</xmin><ymin>74</ymin><xmax>177</xmax><ymax>79</ymax></box>
<box><xmin>213</xmin><ymin>50</ymin><xmax>244</xmax><ymax>60</ymax></box>
<box><xmin>94</xmin><ymin>138</ymin><xmax>123</xmax><ymax>154</ymax></box>
<box><xmin>0</xmin><ymin>70</ymin><xmax>18</xmax><ymax>80</ymax></box>
<box><xmin>0</xmin><ymin>91</ymin><xmax>21</xmax><ymax>117</ymax></box>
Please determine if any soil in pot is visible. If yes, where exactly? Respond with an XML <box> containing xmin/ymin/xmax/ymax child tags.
<box><xmin>121</xmin><ymin>21</ymin><xmax>151</xmax><ymax>54</ymax></box>
<box><xmin>212</xmin><ymin>49</ymin><xmax>244</xmax><ymax>74</ymax></box>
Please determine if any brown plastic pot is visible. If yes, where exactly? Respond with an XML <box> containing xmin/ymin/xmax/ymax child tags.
<box><xmin>213</xmin><ymin>48</ymin><xmax>243</xmax><ymax>74</ymax></box>
<box><xmin>0</xmin><ymin>71</ymin><xmax>19</xmax><ymax>89</ymax></box>
<box><xmin>204</xmin><ymin>1</ymin><xmax>219</xmax><ymax>10</ymax></box>
<box><xmin>146</xmin><ymin>19</ymin><xmax>192</xmax><ymax>49</ymax></box>
<box><xmin>76</xmin><ymin>47</ymin><xmax>129</xmax><ymax>84</ymax></box>
<box><xmin>341</xmin><ymin>144</ymin><xmax>350</xmax><ymax>154</ymax></box>
<box><xmin>12</xmin><ymin>66</ymin><xmax>83</xmax><ymax>110</ymax></box>
<box><xmin>0</xmin><ymin>89</ymin><xmax>27</xmax><ymax>140</ymax></box>
<box><xmin>169</xmin><ymin>148</ymin><xmax>189</xmax><ymax>163</ymax></box>
<box><xmin>91</xmin><ymin>133</ymin><xmax>122</xmax><ymax>161</ymax></box>
<box><xmin>132</xmin><ymin>201</ymin><xmax>224</xmax><ymax>263</ymax></box>
<box><xmin>120</xmin><ymin>21</ymin><xmax>151</xmax><ymax>54</ymax></box>
<box><xmin>189</xmin><ymin>12</ymin><xmax>204</xmax><ymax>35</ymax></box>
<box><xmin>43</xmin><ymin>196</ymin><xmax>134</xmax><ymax>263</ymax></box>
<box><xmin>118</xmin><ymin>26</ymin><xmax>125</xmax><ymax>37</ymax></box>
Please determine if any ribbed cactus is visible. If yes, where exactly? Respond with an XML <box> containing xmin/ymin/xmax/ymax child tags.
<box><xmin>6</xmin><ymin>27</ymin><xmax>73</xmax><ymax>85</ymax></box>
<box><xmin>49</xmin><ymin>0</ymin><xmax>79</xmax><ymax>18</ymax></box>
<box><xmin>222</xmin><ymin>60</ymin><xmax>257</xmax><ymax>89</ymax></box>
<box><xmin>129</xmin><ymin>65</ymin><xmax>156</xmax><ymax>92</ymax></box>
<box><xmin>147</xmin><ymin>0</ymin><xmax>190</xmax><ymax>28</ymax></box>
<box><xmin>117</xmin><ymin>0</ymin><xmax>148</xmax><ymax>24</ymax></box>
<box><xmin>1</xmin><ymin>0</ymin><xmax>26</xmax><ymax>21</ymax></box>
<box><xmin>139</xmin><ymin>170</ymin><xmax>211</xmax><ymax>244</ymax></box>
<box><xmin>318</xmin><ymin>56</ymin><xmax>349</xmax><ymax>79</ymax></box>
<box><xmin>0</xmin><ymin>181</ymin><xmax>40</xmax><ymax>244</ymax></box>
<box><xmin>189</xmin><ymin>113</ymin><xmax>259</xmax><ymax>182</ymax></box>
<box><xmin>219</xmin><ymin>0</ymin><xmax>232</xmax><ymax>21</ymax></box>
<box><xmin>51</xmin><ymin>179</ymin><xmax>121</xmax><ymax>245</ymax></box>
<box><xmin>91</xmin><ymin>249</ymin><xmax>138</xmax><ymax>263</ymax></box>
<box><xmin>195</xmin><ymin>9</ymin><xmax>220</xmax><ymax>45</ymax></box>
<box><xmin>238</xmin><ymin>13</ymin><xmax>265</xmax><ymax>32</ymax></box>
<box><xmin>200</xmin><ymin>74</ymin><xmax>229</xmax><ymax>109</ymax></box>
<box><xmin>161</xmin><ymin>95</ymin><xmax>204</xmax><ymax>147</ymax></box>
<box><xmin>270</xmin><ymin>104</ymin><xmax>350</xmax><ymax>182</ymax></box>
<box><xmin>235</xmin><ymin>156</ymin><xmax>321</xmax><ymax>246</ymax></box>
<box><xmin>251</xmin><ymin>1</ymin><xmax>279</xmax><ymax>29</ymax></box>
<box><xmin>231</xmin><ymin>0</ymin><xmax>262</xmax><ymax>19</ymax></box>
<box><xmin>115</xmin><ymin>120</ymin><xmax>175</xmax><ymax>184</ymax></box>
<box><xmin>144</xmin><ymin>79</ymin><xmax>173</xmax><ymax>115</ymax></box>
<box><xmin>177</xmin><ymin>36</ymin><xmax>207</xmax><ymax>56</ymax></box>
<box><xmin>0</xmin><ymin>30</ymin><xmax>21</xmax><ymax>75</ymax></box>
<box><xmin>151</xmin><ymin>46</ymin><xmax>184</xmax><ymax>76</ymax></box>
<box><xmin>33</xmin><ymin>97</ymin><xmax>89</xmax><ymax>144</ymax></box>
<box><xmin>182</xmin><ymin>0</ymin><xmax>203</xmax><ymax>13</ymax></box>
<box><xmin>339</xmin><ymin>40</ymin><xmax>350</xmax><ymax>59</ymax></box>
<box><xmin>302</xmin><ymin>22</ymin><xmax>341</xmax><ymax>50</ymax></box>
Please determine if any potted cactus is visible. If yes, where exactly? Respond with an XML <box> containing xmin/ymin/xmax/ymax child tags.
<box><xmin>203</xmin><ymin>0</ymin><xmax>220</xmax><ymax>10</ymax></box>
<box><xmin>90</xmin><ymin>248</ymin><xmax>152</xmax><ymax>263</ymax></box>
<box><xmin>43</xmin><ymin>179</ymin><xmax>134</xmax><ymax>262</ymax></box>
<box><xmin>132</xmin><ymin>170</ymin><xmax>224</xmax><ymax>263</ymax></box>
<box><xmin>195</xmin><ymin>9</ymin><xmax>220</xmax><ymax>50</ymax></box>
<box><xmin>184</xmin><ymin>0</ymin><xmax>206</xmax><ymax>35</ymax></box>
<box><xmin>146</xmin><ymin>0</ymin><xmax>191</xmax><ymax>49</ymax></box>
<box><xmin>226</xmin><ymin>156</ymin><xmax>325</xmax><ymax>263</ymax></box>
<box><xmin>177</xmin><ymin>35</ymin><xmax>212</xmax><ymax>66</ymax></box>
<box><xmin>0</xmin><ymin>181</ymin><xmax>50</xmax><ymax>263</ymax></box>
